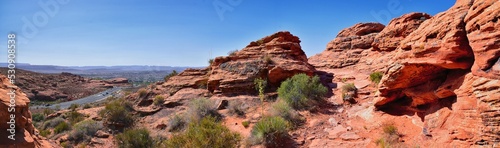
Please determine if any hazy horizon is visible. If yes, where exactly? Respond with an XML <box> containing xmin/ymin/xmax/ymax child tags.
<box><xmin>0</xmin><ymin>0</ymin><xmax>454</xmax><ymax>67</ymax></box>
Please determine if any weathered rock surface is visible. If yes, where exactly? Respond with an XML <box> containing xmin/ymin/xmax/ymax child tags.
<box><xmin>208</xmin><ymin>31</ymin><xmax>315</xmax><ymax>95</ymax></box>
<box><xmin>373</xmin><ymin>12</ymin><xmax>431</xmax><ymax>51</ymax></box>
<box><xmin>397</xmin><ymin>1</ymin><xmax>474</xmax><ymax>69</ymax></box>
<box><xmin>309</xmin><ymin>23</ymin><xmax>385</xmax><ymax>69</ymax></box>
<box><xmin>0</xmin><ymin>75</ymin><xmax>55</xmax><ymax>147</ymax></box>
<box><xmin>464</xmin><ymin>0</ymin><xmax>500</xmax><ymax>79</ymax></box>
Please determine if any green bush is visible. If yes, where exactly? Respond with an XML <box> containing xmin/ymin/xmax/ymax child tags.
<box><xmin>153</xmin><ymin>95</ymin><xmax>165</xmax><ymax>106</ymax></box>
<box><xmin>242</xmin><ymin>121</ymin><xmax>250</xmax><ymax>128</ymax></box>
<box><xmin>262</xmin><ymin>55</ymin><xmax>273</xmax><ymax>64</ymax></box>
<box><xmin>69</xmin><ymin>120</ymin><xmax>103</xmax><ymax>143</ymax></box>
<box><xmin>60</xmin><ymin>141</ymin><xmax>71</xmax><ymax>148</ymax></box>
<box><xmin>249</xmin><ymin>116</ymin><xmax>290</xmax><ymax>147</ymax></box>
<box><xmin>32</xmin><ymin>113</ymin><xmax>45</xmax><ymax>122</ymax></box>
<box><xmin>185</xmin><ymin>98</ymin><xmax>220</xmax><ymax>123</ymax></box>
<box><xmin>370</xmin><ymin>72</ymin><xmax>383</xmax><ymax>84</ymax></box>
<box><xmin>43</xmin><ymin>108</ymin><xmax>55</xmax><ymax>116</ymax></box>
<box><xmin>39</xmin><ymin>129</ymin><xmax>51</xmax><ymax>137</ymax></box>
<box><xmin>115</xmin><ymin>128</ymin><xmax>153</xmax><ymax>148</ymax></box>
<box><xmin>269</xmin><ymin>100</ymin><xmax>302</xmax><ymax>125</ymax></box>
<box><xmin>227</xmin><ymin>100</ymin><xmax>248</xmax><ymax>117</ymax></box>
<box><xmin>208</xmin><ymin>58</ymin><xmax>214</xmax><ymax>65</ymax></box>
<box><xmin>376</xmin><ymin>123</ymin><xmax>401</xmax><ymax>148</ymax></box>
<box><xmin>42</xmin><ymin>117</ymin><xmax>65</xmax><ymax>129</ymax></box>
<box><xmin>254</xmin><ymin>78</ymin><xmax>267</xmax><ymax>102</ymax></box>
<box><xmin>228</xmin><ymin>49</ymin><xmax>238</xmax><ymax>56</ymax></box>
<box><xmin>167</xmin><ymin>114</ymin><xmax>186</xmax><ymax>132</ymax></box>
<box><xmin>163</xmin><ymin>117</ymin><xmax>241</xmax><ymax>148</ymax></box>
<box><xmin>138</xmin><ymin>89</ymin><xmax>148</xmax><ymax>98</ymax></box>
<box><xmin>82</xmin><ymin>104</ymin><xmax>92</xmax><ymax>109</ymax></box>
<box><xmin>69</xmin><ymin>104</ymin><xmax>79</xmax><ymax>111</ymax></box>
<box><xmin>99</xmin><ymin>98</ymin><xmax>134</xmax><ymax>129</ymax></box>
<box><xmin>66</xmin><ymin>110</ymin><xmax>85</xmax><ymax>125</ymax></box>
<box><xmin>54</xmin><ymin>121</ymin><xmax>71</xmax><ymax>134</ymax></box>
<box><xmin>164</xmin><ymin>70</ymin><xmax>178</xmax><ymax>82</ymax></box>
<box><xmin>277</xmin><ymin>74</ymin><xmax>328</xmax><ymax>109</ymax></box>
<box><xmin>341</xmin><ymin>83</ymin><xmax>357</xmax><ymax>103</ymax></box>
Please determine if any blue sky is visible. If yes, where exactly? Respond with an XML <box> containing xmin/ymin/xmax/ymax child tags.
<box><xmin>0</xmin><ymin>0</ymin><xmax>454</xmax><ymax>67</ymax></box>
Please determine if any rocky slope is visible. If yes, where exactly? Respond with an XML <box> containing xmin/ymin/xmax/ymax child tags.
<box><xmin>310</xmin><ymin>0</ymin><xmax>500</xmax><ymax>147</ymax></box>
<box><xmin>0</xmin><ymin>74</ymin><xmax>56</xmax><ymax>147</ymax></box>
<box><xmin>0</xmin><ymin>68</ymin><xmax>130</xmax><ymax>102</ymax></box>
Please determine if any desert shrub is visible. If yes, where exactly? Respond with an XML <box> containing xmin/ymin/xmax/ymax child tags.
<box><xmin>115</xmin><ymin>128</ymin><xmax>153</xmax><ymax>148</ymax></box>
<box><xmin>43</xmin><ymin>108</ymin><xmax>55</xmax><ymax>115</ymax></box>
<box><xmin>164</xmin><ymin>70</ymin><xmax>178</xmax><ymax>82</ymax></box>
<box><xmin>138</xmin><ymin>88</ymin><xmax>148</xmax><ymax>98</ymax></box>
<box><xmin>60</xmin><ymin>141</ymin><xmax>71</xmax><ymax>148</ymax></box>
<box><xmin>227</xmin><ymin>100</ymin><xmax>248</xmax><ymax>117</ymax></box>
<box><xmin>208</xmin><ymin>58</ymin><xmax>214</xmax><ymax>65</ymax></box>
<box><xmin>242</xmin><ymin>121</ymin><xmax>250</xmax><ymax>128</ymax></box>
<box><xmin>370</xmin><ymin>72</ymin><xmax>383</xmax><ymax>84</ymax></box>
<box><xmin>69</xmin><ymin>120</ymin><xmax>103</xmax><ymax>143</ymax></box>
<box><xmin>153</xmin><ymin>95</ymin><xmax>165</xmax><ymax>106</ymax></box>
<box><xmin>163</xmin><ymin>116</ymin><xmax>241</xmax><ymax>148</ymax></box>
<box><xmin>262</xmin><ymin>55</ymin><xmax>273</xmax><ymax>64</ymax></box>
<box><xmin>66</xmin><ymin>110</ymin><xmax>85</xmax><ymax>125</ymax></box>
<box><xmin>269</xmin><ymin>100</ymin><xmax>302</xmax><ymax>126</ymax></box>
<box><xmin>256</xmin><ymin>39</ymin><xmax>264</xmax><ymax>45</ymax></box>
<box><xmin>32</xmin><ymin>113</ymin><xmax>45</xmax><ymax>122</ymax></box>
<box><xmin>99</xmin><ymin>98</ymin><xmax>134</xmax><ymax>129</ymax></box>
<box><xmin>228</xmin><ymin>49</ymin><xmax>238</xmax><ymax>56</ymax></box>
<box><xmin>42</xmin><ymin>117</ymin><xmax>65</xmax><ymax>129</ymax></box>
<box><xmin>69</xmin><ymin>104</ymin><xmax>79</xmax><ymax>111</ymax></box>
<box><xmin>277</xmin><ymin>74</ymin><xmax>328</xmax><ymax>109</ymax></box>
<box><xmin>39</xmin><ymin>129</ymin><xmax>51</xmax><ymax>137</ymax></box>
<box><xmin>249</xmin><ymin>116</ymin><xmax>290</xmax><ymax>147</ymax></box>
<box><xmin>167</xmin><ymin>114</ymin><xmax>186</xmax><ymax>132</ymax></box>
<box><xmin>54</xmin><ymin>121</ymin><xmax>71</xmax><ymax>134</ymax></box>
<box><xmin>254</xmin><ymin>78</ymin><xmax>267</xmax><ymax>102</ymax></box>
<box><xmin>82</xmin><ymin>104</ymin><xmax>92</xmax><ymax>109</ymax></box>
<box><xmin>185</xmin><ymin>98</ymin><xmax>220</xmax><ymax>123</ymax></box>
<box><xmin>341</xmin><ymin>83</ymin><xmax>357</xmax><ymax>103</ymax></box>
<box><xmin>376</xmin><ymin>123</ymin><xmax>401</xmax><ymax>148</ymax></box>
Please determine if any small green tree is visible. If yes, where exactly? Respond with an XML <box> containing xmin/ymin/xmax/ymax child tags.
<box><xmin>164</xmin><ymin>70</ymin><xmax>178</xmax><ymax>82</ymax></box>
<box><xmin>277</xmin><ymin>74</ymin><xmax>328</xmax><ymax>110</ymax></box>
<box><xmin>254</xmin><ymin>78</ymin><xmax>267</xmax><ymax>103</ymax></box>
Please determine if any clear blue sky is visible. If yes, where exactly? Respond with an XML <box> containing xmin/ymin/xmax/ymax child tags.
<box><xmin>0</xmin><ymin>0</ymin><xmax>454</xmax><ymax>67</ymax></box>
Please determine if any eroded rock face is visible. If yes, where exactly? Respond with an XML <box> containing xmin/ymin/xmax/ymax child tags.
<box><xmin>398</xmin><ymin>1</ymin><xmax>474</xmax><ymax>69</ymax></box>
<box><xmin>0</xmin><ymin>75</ymin><xmax>53</xmax><ymax>148</ymax></box>
<box><xmin>327</xmin><ymin>23</ymin><xmax>385</xmax><ymax>51</ymax></box>
<box><xmin>373</xmin><ymin>12</ymin><xmax>431</xmax><ymax>51</ymax></box>
<box><xmin>208</xmin><ymin>31</ymin><xmax>315</xmax><ymax>95</ymax></box>
<box><xmin>373</xmin><ymin>0</ymin><xmax>500</xmax><ymax>145</ymax></box>
<box><xmin>309</xmin><ymin>23</ymin><xmax>384</xmax><ymax>69</ymax></box>
<box><xmin>464</xmin><ymin>0</ymin><xmax>500</xmax><ymax>79</ymax></box>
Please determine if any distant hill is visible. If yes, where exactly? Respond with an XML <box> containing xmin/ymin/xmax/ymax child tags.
<box><xmin>0</xmin><ymin>63</ymin><xmax>196</xmax><ymax>74</ymax></box>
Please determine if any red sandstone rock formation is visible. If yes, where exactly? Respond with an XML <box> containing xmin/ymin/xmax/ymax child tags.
<box><xmin>0</xmin><ymin>75</ymin><xmax>56</xmax><ymax>148</ymax></box>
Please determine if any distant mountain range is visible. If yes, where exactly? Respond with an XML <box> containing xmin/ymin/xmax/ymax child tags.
<box><xmin>0</xmin><ymin>63</ymin><xmax>198</xmax><ymax>74</ymax></box>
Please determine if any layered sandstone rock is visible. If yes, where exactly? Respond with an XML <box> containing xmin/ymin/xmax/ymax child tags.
<box><xmin>0</xmin><ymin>75</ymin><xmax>54</xmax><ymax>148</ymax></box>
<box><xmin>464</xmin><ymin>0</ymin><xmax>500</xmax><ymax>79</ymax></box>
<box><xmin>372</xmin><ymin>12</ymin><xmax>431</xmax><ymax>51</ymax></box>
<box><xmin>207</xmin><ymin>31</ymin><xmax>315</xmax><ymax>95</ymax></box>
<box><xmin>309</xmin><ymin>23</ymin><xmax>385</xmax><ymax>69</ymax></box>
